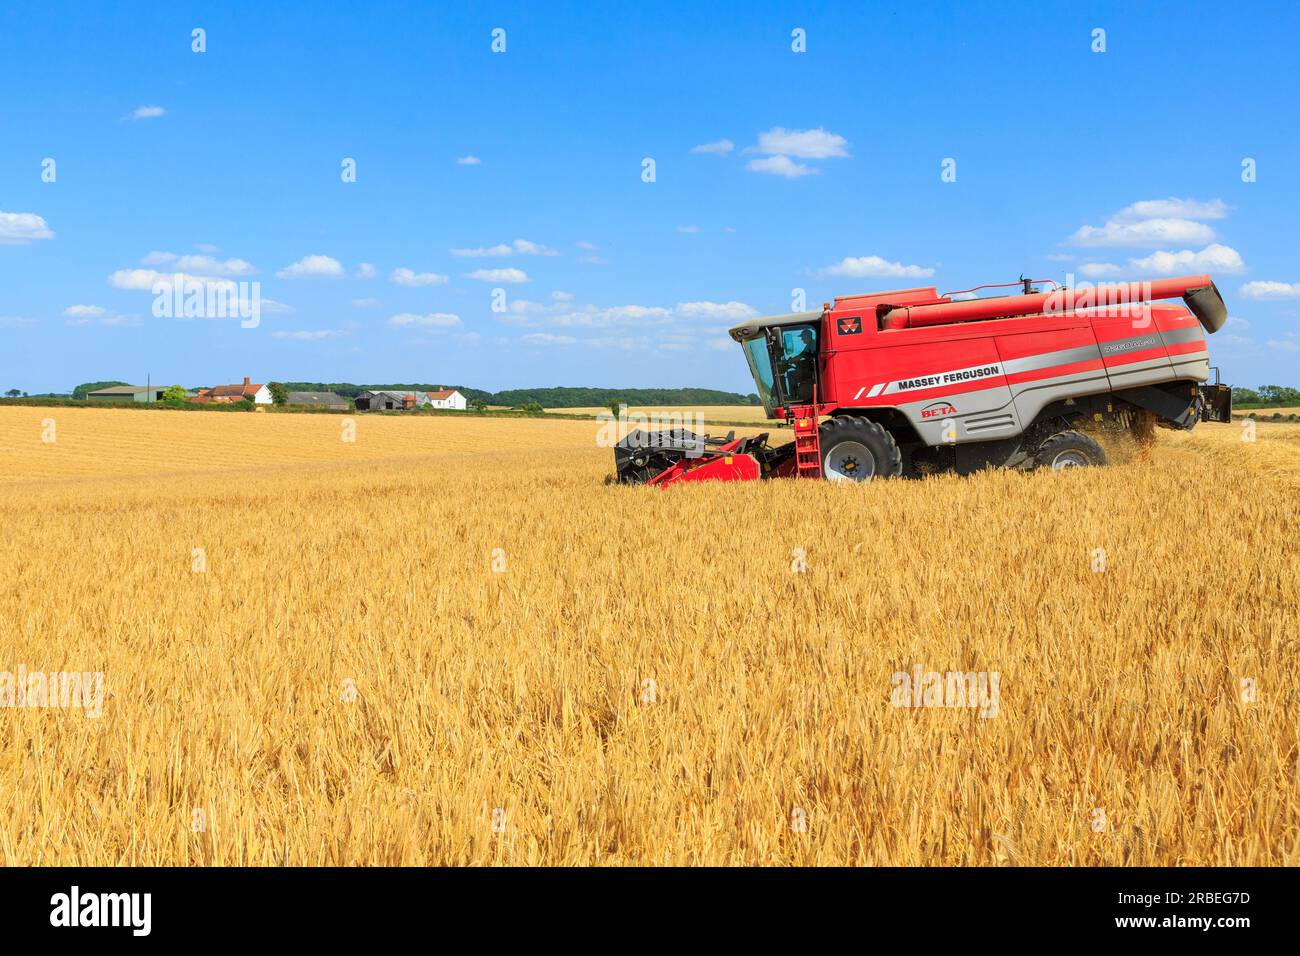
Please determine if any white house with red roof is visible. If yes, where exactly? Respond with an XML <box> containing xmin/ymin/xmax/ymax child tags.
<box><xmin>193</xmin><ymin>376</ymin><xmax>272</xmax><ymax>405</ymax></box>
<box><xmin>426</xmin><ymin>388</ymin><xmax>466</xmax><ymax>410</ymax></box>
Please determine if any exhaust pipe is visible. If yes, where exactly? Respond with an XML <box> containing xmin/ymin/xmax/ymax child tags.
<box><xmin>882</xmin><ymin>274</ymin><xmax>1228</xmax><ymax>333</ymax></box>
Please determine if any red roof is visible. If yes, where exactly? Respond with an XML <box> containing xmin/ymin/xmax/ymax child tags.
<box><xmin>427</xmin><ymin>389</ymin><xmax>458</xmax><ymax>400</ymax></box>
<box><xmin>208</xmin><ymin>384</ymin><xmax>262</xmax><ymax>397</ymax></box>
<box><xmin>198</xmin><ymin>381</ymin><xmax>263</xmax><ymax>399</ymax></box>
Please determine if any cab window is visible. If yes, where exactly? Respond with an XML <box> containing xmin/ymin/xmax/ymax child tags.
<box><xmin>776</xmin><ymin>324</ymin><xmax>818</xmax><ymax>404</ymax></box>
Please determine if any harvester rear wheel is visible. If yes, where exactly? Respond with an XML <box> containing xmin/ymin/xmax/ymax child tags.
<box><xmin>1035</xmin><ymin>430</ymin><xmax>1108</xmax><ymax>470</ymax></box>
<box><xmin>819</xmin><ymin>416</ymin><xmax>902</xmax><ymax>482</ymax></box>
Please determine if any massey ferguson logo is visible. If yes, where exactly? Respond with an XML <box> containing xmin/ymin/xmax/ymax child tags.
<box><xmin>852</xmin><ymin>361</ymin><xmax>1004</xmax><ymax>401</ymax></box>
<box><xmin>837</xmin><ymin>315</ymin><xmax>862</xmax><ymax>336</ymax></box>
<box><xmin>921</xmin><ymin>401</ymin><xmax>956</xmax><ymax>419</ymax></box>
<box><xmin>896</xmin><ymin>363</ymin><xmax>1001</xmax><ymax>391</ymax></box>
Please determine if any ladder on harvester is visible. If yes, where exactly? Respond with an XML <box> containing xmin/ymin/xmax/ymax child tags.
<box><xmin>794</xmin><ymin>418</ymin><xmax>821</xmax><ymax>478</ymax></box>
<box><xmin>792</xmin><ymin>389</ymin><xmax>822</xmax><ymax>478</ymax></box>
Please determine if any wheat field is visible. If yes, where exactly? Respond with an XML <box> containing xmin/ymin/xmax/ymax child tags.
<box><xmin>0</xmin><ymin>405</ymin><xmax>1295</xmax><ymax>865</ymax></box>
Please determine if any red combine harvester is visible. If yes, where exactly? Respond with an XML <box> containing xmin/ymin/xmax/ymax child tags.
<box><xmin>613</xmin><ymin>274</ymin><xmax>1233</xmax><ymax>484</ymax></box>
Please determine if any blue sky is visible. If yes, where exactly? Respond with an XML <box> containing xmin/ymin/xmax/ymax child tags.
<box><xmin>2</xmin><ymin>0</ymin><xmax>1297</xmax><ymax>395</ymax></box>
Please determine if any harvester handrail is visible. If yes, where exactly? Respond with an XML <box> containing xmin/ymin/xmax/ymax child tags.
<box><xmin>941</xmin><ymin>278</ymin><xmax>1060</xmax><ymax>297</ymax></box>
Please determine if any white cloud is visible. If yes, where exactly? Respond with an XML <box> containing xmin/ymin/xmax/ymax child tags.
<box><xmin>390</xmin><ymin>267</ymin><xmax>449</xmax><ymax>287</ymax></box>
<box><xmin>1129</xmin><ymin>243</ymin><xmax>1244</xmax><ymax>274</ymax></box>
<box><xmin>261</xmin><ymin>299</ymin><xmax>295</xmax><ymax>315</ymax></box>
<box><xmin>503</xmin><ymin>298</ymin><xmax>562</xmax><ymax>316</ymax></box>
<box><xmin>576</xmin><ymin>240</ymin><xmax>597</xmax><ymax>251</ymax></box>
<box><xmin>499</xmin><ymin>298</ymin><xmax>759</xmax><ymax>342</ymax></box>
<box><xmin>128</xmin><ymin>105</ymin><xmax>165</xmax><ymax>120</ymax></box>
<box><xmin>450</xmin><ymin>239</ymin><xmax>558</xmax><ymax>258</ymax></box>
<box><xmin>552</xmin><ymin>290</ymin><xmax>573</xmax><ymax>301</ymax></box>
<box><xmin>107</xmin><ymin>268</ymin><xmax>237</xmax><ymax>292</ymax></box>
<box><xmin>578</xmin><ymin>255</ymin><xmax>608</xmax><ymax>265</ymax></box>
<box><xmin>497</xmin><ymin>302</ymin><xmax>665</xmax><ymax>330</ymax></box>
<box><xmin>1068</xmin><ymin>217</ymin><xmax>1216</xmax><ymax>248</ymax></box>
<box><xmin>0</xmin><ymin>210</ymin><xmax>55</xmax><ymax>244</ymax></box>
<box><xmin>549</xmin><ymin>304</ymin><xmax>673</xmax><ymax>327</ymax></box>
<box><xmin>1112</xmin><ymin>198</ymin><xmax>1229</xmax><ymax>222</ymax></box>
<box><xmin>1077</xmin><ymin>262</ymin><xmax>1125</xmax><ymax>278</ymax></box>
<box><xmin>1239</xmin><ymin>280</ymin><xmax>1300</xmax><ymax>299</ymax></box>
<box><xmin>456</xmin><ymin>155</ymin><xmax>481</xmax><ymax>165</ymax></box>
<box><xmin>676</xmin><ymin>225</ymin><xmax>700</xmax><ymax>233</ymax></box>
<box><xmin>584</xmin><ymin>335</ymin><xmax>651</xmax><ymax>350</ymax></box>
<box><xmin>1265</xmin><ymin>333</ymin><xmax>1300</xmax><ymax>353</ymax></box>
<box><xmin>512</xmin><ymin>239</ymin><xmax>558</xmax><ymax>256</ymax></box>
<box><xmin>271</xmin><ymin>329</ymin><xmax>347</xmax><ymax>341</ymax></box>
<box><xmin>747</xmin><ymin>155</ymin><xmax>817</xmax><ymax>178</ymax></box>
<box><xmin>195</xmin><ymin>243</ymin><xmax>219</xmax><ymax>254</ymax></box>
<box><xmin>1074</xmin><ymin>244</ymin><xmax>1244</xmax><ymax>279</ymax></box>
<box><xmin>818</xmin><ymin>255</ymin><xmax>935</xmax><ymax>279</ymax></box>
<box><xmin>453</xmin><ymin>243</ymin><xmax>512</xmax><ymax>257</ymax></box>
<box><xmin>0</xmin><ymin>316</ymin><xmax>36</xmax><ymax>327</ymax></box>
<box><xmin>351</xmin><ymin>297</ymin><xmax>382</xmax><ymax>308</ymax></box>
<box><xmin>142</xmin><ymin>251</ymin><xmax>255</xmax><ymax>276</ymax></box>
<box><xmin>356</xmin><ymin>262</ymin><xmax>378</xmax><ymax>279</ymax></box>
<box><xmin>676</xmin><ymin>301</ymin><xmax>758</xmax><ymax>321</ymax></box>
<box><xmin>691</xmin><ymin>139</ymin><xmax>734</xmax><ymax>155</ymax></box>
<box><xmin>63</xmin><ymin>305</ymin><xmax>140</xmax><ymax>327</ymax></box>
<box><xmin>521</xmin><ymin>333</ymin><xmax>576</xmax><ymax>346</ymax></box>
<box><xmin>276</xmin><ymin>255</ymin><xmax>344</xmax><ymax>279</ymax></box>
<box><xmin>751</xmin><ymin>127</ymin><xmax>849</xmax><ymax>159</ymax></box>
<box><xmin>467</xmin><ymin>267</ymin><xmax>529</xmax><ymax>283</ymax></box>
<box><xmin>388</xmin><ymin>312</ymin><xmax>462</xmax><ymax>328</ymax></box>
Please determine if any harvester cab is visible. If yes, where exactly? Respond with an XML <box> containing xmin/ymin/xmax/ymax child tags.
<box><xmin>739</xmin><ymin>314</ymin><xmax>823</xmax><ymax>418</ymax></box>
<box><xmin>615</xmin><ymin>273</ymin><xmax>1234</xmax><ymax>486</ymax></box>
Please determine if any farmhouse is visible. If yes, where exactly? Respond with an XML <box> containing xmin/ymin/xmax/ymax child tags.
<box><xmin>354</xmin><ymin>390</ymin><xmax>433</xmax><ymax>411</ymax></box>
<box><xmin>287</xmin><ymin>391</ymin><xmax>349</xmax><ymax>410</ymax></box>
<box><xmin>86</xmin><ymin>385</ymin><xmax>171</xmax><ymax>403</ymax></box>
<box><xmin>427</xmin><ymin>388</ymin><xmax>467</xmax><ymax>410</ymax></box>
<box><xmin>193</xmin><ymin>377</ymin><xmax>272</xmax><ymax>405</ymax></box>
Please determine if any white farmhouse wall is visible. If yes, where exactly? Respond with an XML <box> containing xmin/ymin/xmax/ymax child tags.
<box><xmin>429</xmin><ymin>390</ymin><xmax>467</xmax><ymax>410</ymax></box>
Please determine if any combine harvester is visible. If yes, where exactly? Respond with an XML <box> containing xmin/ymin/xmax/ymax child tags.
<box><xmin>614</xmin><ymin>274</ymin><xmax>1233</xmax><ymax>484</ymax></box>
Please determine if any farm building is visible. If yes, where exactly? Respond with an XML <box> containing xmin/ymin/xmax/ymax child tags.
<box><xmin>427</xmin><ymin>389</ymin><xmax>467</xmax><ymax>410</ymax></box>
<box><xmin>354</xmin><ymin>390</ymin><xmax>432</xmax><ymax>411</ymax></box>
<box><xmin>193</xmin><ymin>377</ymin><xmax>272</xmax><ymax>405</ymax></box>
<box><xmin>85</xmin><ymin>385</ymin><xmax>172</xmax><ymax>403</ymax></box>
<box><xmin>287</xmin><ymin>391</ymin><xmax>349</xmax><ymax>410</ymax></box>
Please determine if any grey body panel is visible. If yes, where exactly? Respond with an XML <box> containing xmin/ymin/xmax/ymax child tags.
<box><xmin>893</xmin><ymin>385</ymin><xmax>1022</xmax><ymax>445</ymax></box>
<box><xmin>1158</xmin><ymin>324</ymin><xmax>1210</xmax><ymax>383</ymax></box>
<box><xmin>1105</xmin><ymin>355</ymin><xmax>1176</xmax><ymax>390</ymax></box>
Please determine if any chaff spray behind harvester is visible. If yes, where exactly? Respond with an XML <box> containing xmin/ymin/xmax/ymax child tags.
<box><xmin>614</xmin><ymin>274</ymin><xmax>1232</xmax><ymax>485</ymax></box>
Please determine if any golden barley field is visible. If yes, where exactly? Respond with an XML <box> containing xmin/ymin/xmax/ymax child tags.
<box><xmin>0</xmin><ymin>405</ymin><xmax>1295</xmax><ymax>866</ymax></box>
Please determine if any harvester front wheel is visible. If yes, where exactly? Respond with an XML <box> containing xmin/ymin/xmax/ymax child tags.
<box><xmin>819</xmin><ymin>416</ymin><xmax>902</xmax><ymax>482</ymax></box>
<box><xmin>1035</xmin><ymin>430</ymin><xmax>1108</xmax><ymax>470</ymax></box>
